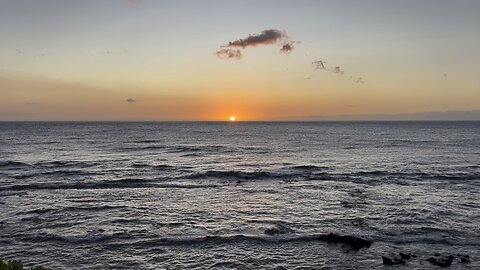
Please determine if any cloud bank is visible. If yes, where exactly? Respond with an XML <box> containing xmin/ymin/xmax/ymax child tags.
<box><xmin>300</xmin><ymin>110</ymin><xmax>480</xmax><ymax>121</ymax></box>
<box><xmin>216</xmin><ymin>29</ymin><xmax>296</xmax><ymax>59</ymax></box>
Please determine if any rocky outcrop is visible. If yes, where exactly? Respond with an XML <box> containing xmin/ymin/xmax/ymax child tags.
<box><xmin>426</xmin><ymin>255</ymin><xmax>454</xmax><ymax>267</ymax></box>
<box><xmin>382</xmin><ymin>256</ymin><xmax>406</xmax><ymax>265</ymax></box>
<box><xmin>317</xmin><ymin>233</ymin><xmax>372</xmax><ymax>250</ymax></box>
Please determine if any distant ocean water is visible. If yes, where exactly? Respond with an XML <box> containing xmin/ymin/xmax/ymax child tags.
<box><xmin>0</xmin><ymin>121</ymin><xmax>479</xmax><ymax>269</ymax></box>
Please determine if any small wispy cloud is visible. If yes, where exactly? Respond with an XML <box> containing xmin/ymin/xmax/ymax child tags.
<box><xmin>280</xmin><ymin>43</ymin><xmax>294</xmax><ymax>54</ymax></box>
<box><xmin>312</xmin><ymin>59</ymin><xmax>365</xmax><ymax>84</ymax></box>
<box><xmin>215</xmin><ymin>48</ymin><xmax>242</xmax><ymax>60</ymax></box>
<box><xmin>216</xmin><ymin>29</ymin><xmax>297</xmax><ymax>60</ymax></box>
<box><xmin>312</xmin><ymin>60</ymin><xmax>326</xmax><ymax>70</ymax></box>
<box><xmin>126</xmin><ymin>98</ymin><xmax>136</xmax><ymax>103</ymax></box>
<box><xmin>353</xmin><ymin>77</ymin><xmax>364</xmax><ymax>84</ymax></box>
<box><xmin>333</xmin><ymin>66</ymin><xmax>344</xmax><ymax>75</ymax></box>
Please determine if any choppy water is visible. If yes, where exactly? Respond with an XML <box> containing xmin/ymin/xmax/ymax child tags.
<box><xmin>0</xmin><ymin>121</ymin><xmax>479</xmax><ymax>269</ymax></box>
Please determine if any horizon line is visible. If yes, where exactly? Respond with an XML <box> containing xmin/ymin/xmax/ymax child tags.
<box><xmin>1</xmin><ymin>119</ymin><xmax>480</xmax><ymax>123</ymax></box>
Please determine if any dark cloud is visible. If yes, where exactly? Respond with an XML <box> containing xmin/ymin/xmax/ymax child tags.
<box><xmin>216</xmin><ymin>29</ymin><xmax>296</xmax><ymax>60</ymax></box>
<box><xmin>227</xmin><ymin>29</ymin><xmax>287</xmax><ymax>48</ymax></box>
<box><xmin>126</xmin><ymin>98</ymin><xmax>136</xmax><ymax>103</ymax></box>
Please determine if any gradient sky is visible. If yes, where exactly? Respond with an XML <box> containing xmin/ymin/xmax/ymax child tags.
<box><xmin>1</xmin><ymin>0</ymin><xmax>479</xmax><ymax>120</ymax></box>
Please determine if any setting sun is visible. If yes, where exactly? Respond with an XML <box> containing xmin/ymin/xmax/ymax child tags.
<box><xmin>229</xmin><ymin>116</ymin><xmax>236</xmax><ymax>121</ymax></box>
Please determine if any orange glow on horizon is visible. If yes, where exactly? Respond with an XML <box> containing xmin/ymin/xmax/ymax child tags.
<box><xmin>229</xmin><ymin>116</ymin><xmax>236</xmax><ymax>121</ymax></box>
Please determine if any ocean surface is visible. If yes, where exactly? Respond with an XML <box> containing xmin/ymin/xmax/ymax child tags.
<box><xmin>0</xmin><ymin>121</ymin><xmax>479</xmax><ymax>269</ymax></box>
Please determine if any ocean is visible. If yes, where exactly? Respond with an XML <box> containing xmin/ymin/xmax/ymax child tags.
<box><xmin>0</xmin><ymin>121</ymin><xmax>479</xmax><ymax>269</ymax></box>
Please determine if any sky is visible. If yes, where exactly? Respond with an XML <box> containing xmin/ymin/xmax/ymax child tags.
<box><xmin>1</xmin><ymin>0</ymin><xmax>479</xmax><ymax>121</ymax></box>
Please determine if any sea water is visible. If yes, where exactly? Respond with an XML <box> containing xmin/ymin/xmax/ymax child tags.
<box><xmin>1</xmin><ymin>122</ymin><xmax>479</xmax><ymax>269</ymax></box>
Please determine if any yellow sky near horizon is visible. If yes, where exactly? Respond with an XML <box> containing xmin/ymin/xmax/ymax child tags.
<box><xmin>1</xmin><ymin>70</ymin><xmax>478</xmax><ymax>121</ymax></box>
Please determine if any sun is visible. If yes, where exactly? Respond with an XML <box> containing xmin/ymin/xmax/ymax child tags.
<box><xmin>229</xmin><ymin>116</ymin><xmax>236</xmax><ymax>121</ymax></box>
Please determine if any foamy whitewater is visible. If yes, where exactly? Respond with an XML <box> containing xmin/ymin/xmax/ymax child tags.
<box><xmin>1</xmin><ymin>122</ymin><xmax>479</xmax><ymax>269</ymax></box>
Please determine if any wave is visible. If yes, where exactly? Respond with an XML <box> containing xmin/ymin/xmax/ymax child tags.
<box><xmin>118</xmin><ymin>144</ymin><xmax>229</xmax><ymax>153</ymax></box>
<box><xmin>185</xmin><ymin>170</ymin><xmax>300</xmax><ymax>180</ymax></box>
<box><xmin>116</xmin><ymin>144</ymin><xmax>271</xmax><ymax>155</ymax></box>
<box><xmin>15</xmin><ymin>231</ymin><xmax>480</xmax><ymax>249</ymax></box>
<box><xmin>17</xmin><ymin>230</ymin><xmax>480</xmax><ymax>249</ymax></box>
<box><xmin>34</xmin><ymin>160</ymin><xmax>99</xmax><ymax>168</ymax></box>
<box><xmin>92</xmin><ymin>233</ymin><xmax>374</xmax><ymax>250</ymax></box>
<box><xmin>118</xmin><ymin>146</ymin><xmax>168</xmax><ymax>151</ymax></box>
<box><xmin>18</xmin><ymin>205</ymin><xmax>128</xmax><ymax>215</ymax></box>
<box><xmin>0</xmin><ymin>160</ymin><xmax>30</xmax><ymax>168</ymax></box>
<box><xmin>44</xmin><ymin>230</ymin><xmax>478</xmax><ymax>250</ymax></box>
<box><xmin>1</xmin><ymin>160</ymin><xmax>99</xmax><ymax>172</ymax></box>
<box><xmin>291</xmin><ymin>165</ymin><xmax>328</xmax><ymax>171</ymax></box>
<box><xmin>429</xmin><ymin>173</ymin><xmax>480</xmax><ymax>181</ymax></box>
<box><xmin>165</xmin><ymin>145</ymin><xmax>229</xmax><ymax>154</ymax></box>
<box><xmin>368</xmin><ymin>171</ymin><xmax>480</xmax><ymax>181</ymax></box>
<box><xmin>374</xmin><ymin>235</ymin><xmax>480</xmax><ymax>247</ymax></box>
<box><xmin>180</xmin><ymin>167</ymin><xmax>480</xmax><ymax>182</ymax></box>
<box><xmin>0</xmin><ymin>180</ymin><xmax>219</xmax><ymax>191</ymax></box>
<box><xmin>13</xmin><ymin>169</ymin><xmax>97</xmax><ymax>180</ymax></box>
<box><xmin>131</xmin><ymin>163</ymin><xmax>175</xmax><ymax>170</ymax></box>
<box><xmin>28</xmin><ymin>231</ymin><xmax>129</xmax><ymax>244</ymax></box>
<box><xmin>134</xmin><ymin>233</ymin><xmax>372</xmax><ymax>250</ymax></box>
<box><xmin>132</xmin><ymin>140</ymin><xmax>160</xmax><ymax>144</ymax></box>
<box><xmin>311</xmin><ymin>170</ymin><xmax>480</xmax><ymax>182</ymax></box>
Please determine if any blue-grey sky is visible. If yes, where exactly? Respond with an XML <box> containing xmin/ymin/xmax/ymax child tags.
<box><xmin>1</xmin><ymin>0</ymin><xmax>480</xmax><ymax>120</ymax></box>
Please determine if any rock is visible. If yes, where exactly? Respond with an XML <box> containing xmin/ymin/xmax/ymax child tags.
<box><xmin>382</xmin><ymin>256</ymin><xmax>394</xmax><ymax>265</ymax></box>
<box><xmin>427</xmin><ymin>255</ymin><xmax>455</xmax><ymax>267</ymax></box>
<box><xmin>457</xmin><ymin>254</ymin><xmax>470</xmax><ymax>263</ymax></box>
<box><xmin>318</xmin><ymin>233</ymin><xmax>372</xmax><ymax>250</ymax></box>
<box><xmin>399</xmin><ymin>252</ymin><xmax>413</xmax><ymax>260</ymax></box>
<box><xmin>382</xmin><ymin>256</ymin><xmax>406</xmax><ymax>265</ymax></box>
